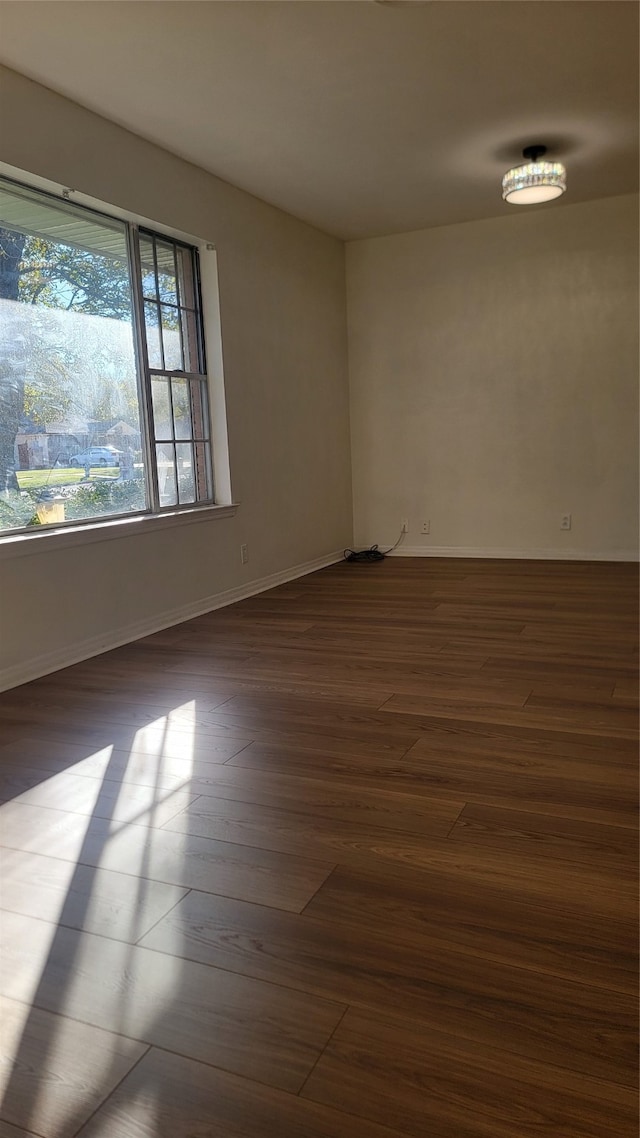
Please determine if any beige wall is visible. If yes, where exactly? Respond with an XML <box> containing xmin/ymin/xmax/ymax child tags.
<box><xmin>1</xmin><ymin>67</ymin><xmax>637</xmax><ymax>689</ymax></box>
<box><xmin>347</xmin><ymin>194</ymin><xmax>639</xmax><ymax>560</ymax></box>
<box><xmin>0</xmin><ymin>67</ymin><xmax>353</xmax><ymax>686</ymax></box>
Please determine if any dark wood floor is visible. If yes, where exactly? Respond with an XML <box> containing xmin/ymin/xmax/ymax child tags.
<box><xmin>0</xmin><ymin>557</ymin><xmax>637</xmax><ymax>1138</ymax></box>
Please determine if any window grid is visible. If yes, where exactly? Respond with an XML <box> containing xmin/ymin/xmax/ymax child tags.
<box><xmin>135</xmin><ymin>228</ymin><xmax>214</xmax><ymax>514</ymax></box>
<box><xmin>0</xmin><ymin>174</ymin><xmax>216</xmax><ymax>539</ymax></box>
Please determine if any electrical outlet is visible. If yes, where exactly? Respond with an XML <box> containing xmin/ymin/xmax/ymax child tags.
<box><xmin>421</xmin><ymin>520</ymin><xmax>430</xmax><ymax>534</ymax></box>
<box><xmin>560</xmin><ymin>514</ymin><xmax>572</xmax><ymax>531</ymax></box>
<box><xmin>240</xmin><ymin>543</ymin><xmax>249</xmax><ymax>564</ymax></box>
<box><xmin>402</xmin><ymin>518</ymin><xmax>409</xmax><ymax>533</ymax></box>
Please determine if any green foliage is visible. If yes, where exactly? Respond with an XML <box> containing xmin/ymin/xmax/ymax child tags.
<box><xmin>16</xmin><ymin>467</ymin><xmax>116</xmax><ymax>491</ymax></box>
<box><xmin>23</xmin><ymin>368</ymin><xmax>74</xmax><ymax>428</ymax></box>
<box><xmin>1</xmin><ymin>218</ymin><xmax>144</xmax><ymax>493</ymax></box>
<box><xmin>2</xmin><ymin>226</ymin><xmax>146</xmax><ymax>490</ymax></box>
<box><xmin>92</xmin><ymin>378</ymin><xmax>141</xmax><ymax>423</ymax></box>
<box><xmin>0</xmin><ymin>490</ymin><xmax>40</xmax><ymax>530</ymax></box>
<box><xmin>64</xmin><ymin>477</ymin><xmax>146</xmax><ymax>521</ymax></box>
<box><xmin>111</xmin><ymin>477</ymin><xmax>146</xmax><ymax>512</ymax></box>
<box><xmin>17</xmin><ymin>236</ymin><xmax>136</xmax><ymax>428</ymax></box>
<box><xmin>18</xmin><ymin>235</ymin><xmax>132</xmax><ymax>318</ymax></box>
<box><xmin>64</xmin><ymin>481</ymin><xmax>112</xmax><ymax>518</ymax></box>
<box><xmin>0</xmin><ymin>473</ymin><xmax>146</xmax><ymax>534</ymax></box>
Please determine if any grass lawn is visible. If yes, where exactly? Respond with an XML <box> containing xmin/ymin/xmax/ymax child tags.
<box><xmin>16</xmin><ymin>467</ymin><xmax>120</xmax><ymax>491</ymax></box>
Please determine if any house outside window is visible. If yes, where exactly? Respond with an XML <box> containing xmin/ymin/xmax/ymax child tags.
<box><xmin>0</xmin><ymin>175</ymin><xmax>216</xmax><ymax>536</ymax></box>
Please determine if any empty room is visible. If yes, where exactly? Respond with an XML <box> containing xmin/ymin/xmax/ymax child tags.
<box><xmin>0</xmin><ymin>2</ymin><xmax>637</xmax><ymax>1137</ymax></box>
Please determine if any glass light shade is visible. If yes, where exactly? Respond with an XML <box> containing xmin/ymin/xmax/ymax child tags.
<box><xmin>502</xmin><ymin>160</ymin><xmax>566</xmax><ymax>205</ymax></box>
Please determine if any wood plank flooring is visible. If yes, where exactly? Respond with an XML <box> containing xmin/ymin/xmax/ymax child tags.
<box><xmin>0</xmin><ymin>557</ymin><xmax>637</xmax><ymax>1137</ymax></box>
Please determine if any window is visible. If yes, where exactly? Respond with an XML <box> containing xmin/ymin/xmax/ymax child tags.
<box><xmin>0</xmin><ymin>175</ymin><xmax>215</xmax><ymax>538</ymax></box>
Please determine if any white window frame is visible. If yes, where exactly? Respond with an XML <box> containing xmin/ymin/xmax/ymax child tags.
<box><xmin>129</xmin><ymin>225</ymin><xmax>215</xmax><ymax>513</ymax></box>
<box><xmin>0</xmin><ymin>164</ymin><xmax>235</xmax><ymax>556</ymax></box>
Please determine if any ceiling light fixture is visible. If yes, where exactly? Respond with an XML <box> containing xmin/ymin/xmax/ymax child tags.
<box><xmin>502</xmin><ymin>145</ymin><xmax>566</xmax><ymax>205</ymax></box>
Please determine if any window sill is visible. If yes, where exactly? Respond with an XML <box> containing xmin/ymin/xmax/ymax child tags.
<box><xmin>0</xmin><ymin>504</ymin><xmax>238</xmax><ymax>561</ymax></box>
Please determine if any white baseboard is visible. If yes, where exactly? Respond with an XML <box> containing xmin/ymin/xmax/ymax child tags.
<box><xmin>0</xmin><ymin>549</ymin><xmax>344</xmax><ymax>693</ymax></box>
<box><xmin>387</xmin><ymin>545</ymin><xmax>639</xmax><ymax>562</ymax></box>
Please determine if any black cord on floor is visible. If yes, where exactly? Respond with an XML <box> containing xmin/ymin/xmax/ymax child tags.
<box><xmin>344</xmin><ymin>528</ymin><xmax>405</xmax><ymax>563</ymax></box>
<box><xmin>344</xmin><ymin>545</ymin><xmax>385</xmax><ymax>563</ymax></box>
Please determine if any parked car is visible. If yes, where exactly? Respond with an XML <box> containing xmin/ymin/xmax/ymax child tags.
<box><xmin>69</xmin><ymin>446</ymin><xmax>121</xmax><ymax>468</ymax></box>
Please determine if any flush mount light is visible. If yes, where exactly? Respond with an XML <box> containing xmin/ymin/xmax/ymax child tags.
<box><xmin>502</xmin><ymin>145</ymin><xmax>567</xmax><ymax>205</ymax></box>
